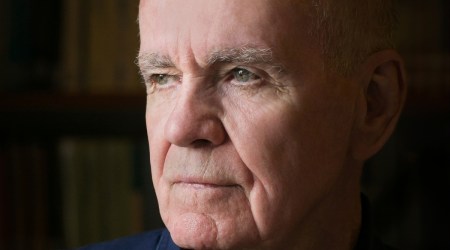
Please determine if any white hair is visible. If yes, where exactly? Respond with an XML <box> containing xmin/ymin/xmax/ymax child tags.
<box><xmin>310</xmin><ymin>0</ymin><xmax>397</xmax><ymax>75</ymax></box>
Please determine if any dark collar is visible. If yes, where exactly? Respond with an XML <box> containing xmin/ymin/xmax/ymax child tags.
<box><xmin>157</xmin><ymin>229</ymin><xmax>181</xmax><ymax>250</ymax></box>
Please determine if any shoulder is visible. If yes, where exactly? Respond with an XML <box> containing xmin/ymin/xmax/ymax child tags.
<box><xmin>74</xmin><ymin>228</ymin><xmax>179</xmax><ymax>250</ymax></box>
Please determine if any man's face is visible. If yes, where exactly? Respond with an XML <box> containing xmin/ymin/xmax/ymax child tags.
<box><xmin>139</xmin><ymin>0</ymin><xmax>361</xmax><ymax>249</ymax></box>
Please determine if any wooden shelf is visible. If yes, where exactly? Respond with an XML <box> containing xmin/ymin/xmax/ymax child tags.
<box><xmin>0</xmin><ymin>93</ymin><xmax>147</xmax><ymax>137</ymax></box>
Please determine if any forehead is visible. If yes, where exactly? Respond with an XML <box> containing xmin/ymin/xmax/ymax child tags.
<box><xmin>139</xmin><ymin>0</ymin><xmax>316</xmax><ymax>69</ymax></box>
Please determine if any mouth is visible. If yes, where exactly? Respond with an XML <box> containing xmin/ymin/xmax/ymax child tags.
<box><xmin>170</xmin><ymin>175</ymin><xmax>243</xmax><ymax>194</ymax></box>
<box><xmin>168</xmin><ymin>176</ymin><xmax>245</xmax><ymax>206</ymax></box>
<box><xmin>173</xmin><ymin>178</ymin><xmax>240</xmax><ymax>189</ymax></box>
<box><xmin>171</xmin><ymin>181</ymin><xmax>241</xmax><ymax>205</ymax></box>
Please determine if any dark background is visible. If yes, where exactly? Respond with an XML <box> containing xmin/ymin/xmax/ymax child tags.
<box><xmin>0</xmin><ymin>0</ymin><xmax>449</xmax><ymax>249</ymax></box>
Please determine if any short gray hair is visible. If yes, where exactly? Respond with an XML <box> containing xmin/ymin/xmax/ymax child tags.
<box><xmin>310</xmin><ymin>0</ymin><xmax>397</xmax><ymax>75</ymax></box>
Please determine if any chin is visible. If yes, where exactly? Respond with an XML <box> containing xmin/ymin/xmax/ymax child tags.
<box><xmin>165</xmin><ymin>211</ymin><xmax>262</xmax><ymax>250</ymax></box>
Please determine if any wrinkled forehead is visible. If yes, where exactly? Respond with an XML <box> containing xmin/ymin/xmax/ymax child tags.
<box><xmin>140</xmin><ymin>0</ymin><xmax>313</xmax><ymax>26</ymax></box>
<box><xmin>138</xmin><ymin>0</ymin><xmax>316</xmax><ymax>68</ymax></box>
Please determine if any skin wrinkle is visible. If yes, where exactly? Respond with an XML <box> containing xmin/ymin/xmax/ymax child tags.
<box><xmin>209</xmin><ymin>83</ymin><xmax>270</xmax><ymax>245</ymax></box>
<box><xmin>137</xmin><ymin>47</ymin><xmax>286</xmax><ymax>76</ymax></box>
<box><xmin>208</xmin><ymin>47</ymin><xmax>288</xmax><ymax>87</ymax></box>
<box><xmin>139</xmin><ymin>0</ymin><xmax>405</xmax><ymax>249</ymax></box>
<box><xmin>137</xmin><ymin>0</ymin><xmax>397</xmax><ymax>76</ymax></box>
<box><xmin>138</xmin><ymin>47</ymin><xmax>290</xmax><ymax>96</ymax></box>
<box><xmin>199</xmin><ymin>149</ymin><xmax>211</xmax><ymax>181</ymax></box>
<box><xmin>219</xmin><ymin>91</ymin><xmax>278</xmax><ymax>244</ymax></box>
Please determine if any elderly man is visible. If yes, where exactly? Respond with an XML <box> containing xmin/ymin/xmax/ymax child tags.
<box><xmin>80</xmin><ymin>0</ymin><xmax>406</xmax><ymax>249</ymax></box>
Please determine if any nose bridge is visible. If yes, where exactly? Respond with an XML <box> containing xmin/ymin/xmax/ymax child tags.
<box><xmin>164</xmin><ymin>80</ymin><xmax>225</xmax><ymax>147</ymax></box>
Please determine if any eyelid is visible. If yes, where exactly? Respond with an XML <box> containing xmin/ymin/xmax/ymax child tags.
<box><xmin>227</xmin><ymin>67</ymin><xmax>264</xmax><ymax>88</ymax></box>
<box><xmin>152</xmin><ymin>74</ymin><xmax>181</xmax><ymax>83</ymax></box>
<box><xmin>232</xmin><ymin>67</ymin><xmax>259</xmax><ymax>79</ymax></box>
<box><xmin>232</xmin><ymin>66</ymin><xmax>263</xmax><ymax>78</ymax></box>
<box><xmin>143</xmin><ymin>67</ymin><xmax>180</xmax><ymax>76</ymax></box>
<box><xmin>228</xmin><ymin>66</ymin><xmax>291</xmax><ymax>92</ymax></box>
<box><xmin>145</xmin><ymin>72</ymin><xmax>181</xmax><ymax>92</ymax></box>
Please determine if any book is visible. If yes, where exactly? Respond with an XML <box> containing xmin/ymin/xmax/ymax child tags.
<box><xmin>59</xmin><ymin>137</ymin><xmax>138</xmax><ymax>248</ymax></box>
<box><xmin>59</xmin><ymin>0</ymin><xmax>142</xmax><ymax>94</ymax></box>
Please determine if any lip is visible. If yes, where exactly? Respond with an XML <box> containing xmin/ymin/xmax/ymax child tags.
<box><xmin>172</xmin><ymin>177</ymin><xmax>239</xmax><ymax>188</ymax></box>
<box><xmin>170</xmin><ymin>179</ymin><xmax>242</xmax><ymax>205</ymax></box>
<box><xmin>175</xmin><ymin>182</ymin><xmax>239</xmax><ymax>189</ymax></box>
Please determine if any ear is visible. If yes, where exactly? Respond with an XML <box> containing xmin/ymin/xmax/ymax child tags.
<box><xmin>350</xmin><ymin>50</ymin><xmax>407</xmax><ymax>161</ymax></box>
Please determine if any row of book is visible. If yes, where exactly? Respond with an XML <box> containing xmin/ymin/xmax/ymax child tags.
<box><xmin>0</xmin><ymin>0</ymin><xmax>61</xmax><ymax>92</ymax></box>
<box><xmin>0</xmin><ymin>138</ymin><xmax>162</xmax><ymax>249</ymax></box>
<box><xmin>0</xmin><ymin>0</ymin><xmax>143</xmax><ymax>94</ymax></box>
<box><xmin>59</xmin><ymin>0</ymin><xmax>143</xmax><ymax>94</ymax></box>
<box><xmin>0</xmin><ymin>142</ymin><xmax>48</xmax><ymax>250</ymax></box>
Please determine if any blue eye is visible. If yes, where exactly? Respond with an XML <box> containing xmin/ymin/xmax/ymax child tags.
<box><xmin>149</xmin><ymin>74</ymin><xmax>169</xmax><ymax>85</ymax></box>
<box><xmin>231</xmin><ymin>68</ymin><xmax>259</xmax><ymax>83</ymax></box>
<box><xmin>149</xmin><ymin>74</ymin><xmax>179</xmax><ymax>87</ymax></box>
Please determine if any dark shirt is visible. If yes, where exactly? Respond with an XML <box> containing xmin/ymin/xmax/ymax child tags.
<box><xmin>76</xmin><ymin>195</ymin><xmax>395</xmax><ymax>250</ymax></box>
<box><xmin>75</xmin><ymin>228</ymin><xmax>178</xmax><ymax>250</ymax></box>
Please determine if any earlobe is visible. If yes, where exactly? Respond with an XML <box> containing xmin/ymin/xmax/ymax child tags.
<box><xmin>351</xmin><ymin>50</ymin><xmax>407</xmax><ymax>161</ymax></box>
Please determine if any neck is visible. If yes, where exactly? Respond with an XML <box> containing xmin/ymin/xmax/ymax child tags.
<box><xmin>288</xmin><ymin>163</ymin><xmax>363</xmax><ymax>250</ymax></box>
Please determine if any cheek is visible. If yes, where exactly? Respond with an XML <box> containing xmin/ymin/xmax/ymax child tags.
<box><xmin>223</xmin><ymin>91</ymin><xmax>301</xmax><ymax>180</ymax></box>
<box><xmin>221</xmin><ymin>96</ymin><xmax>300</xmax><ymax>233</ymax></box>
<box><xmin>222</xmin><ymin>91</ymin><xmax>355</xmax><ymax>234</ymax></box>
<box><xmin>146</xmin><ymin>97</ymin><xmax>171</xmax><ymax>190</ymax></box>
<box><xmin>146</xmin><ymin>101</ymin><xmax>176</xmax><ymax>226</ymax></box>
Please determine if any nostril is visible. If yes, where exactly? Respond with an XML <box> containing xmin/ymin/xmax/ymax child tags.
<box><xmin>192</xmin><ymin>139</ymin><xmax>213</xmax><ymax>148</ymax></box>
<box><xmin>164</xmin><ymin>96</ymin><xmax>227</xmax><ymax>147</ymax></box>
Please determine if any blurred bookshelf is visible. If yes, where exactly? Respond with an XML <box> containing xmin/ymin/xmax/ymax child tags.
<box><xmin>0</xmin><ymin>0</ymin><xmax>162</xmax><ymax>249</ymax></box>
<box><xmin>0</xmin><ymin>0</ymin><xmax>449</xmax><ymax>250</ymax></box>
<box><xmin>0</xmin><ymin>94</ymin><xmax>146</xmax><ymax>137</ymax></box>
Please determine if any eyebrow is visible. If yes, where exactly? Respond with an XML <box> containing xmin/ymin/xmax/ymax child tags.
<box><xmin>137</xmin><ymin>46</ymin><xmax>285</xmax><ymax>73</ymax></box>
<box><xmin>137</xmin><ymin>53</ymin><xmax>174</xmax><ymax>71</ymax></box>
<box><xmin>208</xmin><ymin>47</ymin><xmax>274</xmax><ymax>65</ymax></box>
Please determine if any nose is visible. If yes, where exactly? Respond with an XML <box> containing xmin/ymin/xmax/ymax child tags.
<box><xmin>164</xmin><ymin>85</ymin><xmax>226</xmax><ymax>147</ymax></box>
